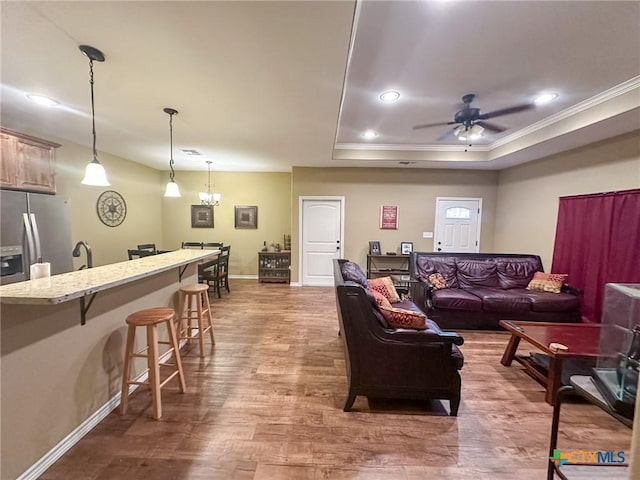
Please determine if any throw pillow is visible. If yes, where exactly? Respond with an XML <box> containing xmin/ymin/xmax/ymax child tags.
<box><xmin>368</xmin><ymin>277</ymin><xmax>401</xmax><ymax>303</ymax></box>
<box><xmin>340</xmin><ymin>261</ymin><xmax>368</xmax><ymax>287</ymax></box>
<box><xmin>427</xmin><ymin>272</ymin><xmax>448</xmax><ymax>290</ymax></box>
<box><xmin>369</xmin><ymin>289</ymin><xmax>392</xmax><ymax>309</ymax></box>
<box><xmin>526</xmin><ymin>272</ymin><xmax>567</xmax><ymax>294</ymax></box>
<box><xmin>379</xmin><ymin>305</ymin><xmax>428</xmax><ymax>330</ymax></box>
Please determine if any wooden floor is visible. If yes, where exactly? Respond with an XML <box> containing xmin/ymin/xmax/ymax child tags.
<box><xmin>41</xmin><ymin>280</ymin><xmax>631</xmax><ymax>480</ymax></box>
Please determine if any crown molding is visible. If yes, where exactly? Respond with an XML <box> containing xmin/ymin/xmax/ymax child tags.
<box><xmin>334</xmin><ymin>143</ymin><xmax>490</xmax><ymax>152</ymax></box>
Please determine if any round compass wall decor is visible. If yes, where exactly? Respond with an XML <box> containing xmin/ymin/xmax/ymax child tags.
<box><xmin>96</xmin><ymin>190</ymin><xmax>127</xmax><ymax>227</ymax></box>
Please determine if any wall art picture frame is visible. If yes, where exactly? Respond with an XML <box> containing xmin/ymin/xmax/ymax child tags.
<box><xmin>234</xmin><ymin>205</ymin><xmax>258</xmax><ymax>229</ymax></box>
<box><xmin>191</xmin><ymin>205</ymin><xmax>214</xmax><ymax>228</ymax></box>
<box><xmin>380</xmin><ymin>205</ymin><xmax>399</xmax><ymax>229</ymax></box>
<box><xmin>369</xmin><ymin>241</ymin><xmax>381</xmax><ymax>256</ymax></box>
<box><xmin>401</xmin><ymin>242</ymin><xmax>413</xmax><ymax>255</ymax></box>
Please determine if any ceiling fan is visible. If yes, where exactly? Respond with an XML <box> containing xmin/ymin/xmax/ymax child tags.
<box><xmin>412</xmin><ymin>94</ymin><xmax>534</xmax><ymax>141</ymax></box>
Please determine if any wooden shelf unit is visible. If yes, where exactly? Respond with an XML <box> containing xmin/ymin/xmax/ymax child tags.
<box><xmin>366</xmin><ymin>254</ymin><xmax>410</xmax><ymax>291</ymax></box>
<box><xmin>258</xmin><ymin>251</ymin><xmax>291</xmax><ymax>284</ymax></box>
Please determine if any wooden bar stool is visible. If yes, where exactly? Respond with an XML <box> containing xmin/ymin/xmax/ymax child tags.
<box><xmin>177</xmin><ymin>283</ymin><xmax>215</xmax><ymax>357</ymax></box>
<box><xmin>120</xmin><ymin>307</ymin><xmax>186</xmax><ymax>420</ymax></box>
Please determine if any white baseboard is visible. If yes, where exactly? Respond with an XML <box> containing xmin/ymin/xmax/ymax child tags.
<box><xmin>228</xmin><ymin>274</ymin><xmax>258</xmax><ymax>279</ymax></box>
<box><xmin>17</xmin><ymin>344</ymin><xmax>183</xmax><ymax>480</ymax></box>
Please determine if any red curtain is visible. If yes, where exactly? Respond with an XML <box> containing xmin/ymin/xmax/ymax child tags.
<box><xmin>551</xmin><ymin>189</ymin><xmax>640</xmax><ymax>323</ymax></box>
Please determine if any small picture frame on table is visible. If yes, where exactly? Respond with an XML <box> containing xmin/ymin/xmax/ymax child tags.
<box><xmin>401</xmin><ymin>242</ymin><xmax>413</xmax><ymax>255</ymax></box>
<box><xmin>369</xmin><ymin>241</ymin><xmax>381</xmax><ymax>256</ymax></box>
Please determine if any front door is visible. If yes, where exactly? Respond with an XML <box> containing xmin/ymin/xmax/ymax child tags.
<box><xmin>434</xmin><ymin>197</ymin><xmax>482</xmax><ymax>253</ymax></box>
<box><xmin>300</xmin><ymin>197</ymin><xmax>344</xmax><ymax>286</ymax></box>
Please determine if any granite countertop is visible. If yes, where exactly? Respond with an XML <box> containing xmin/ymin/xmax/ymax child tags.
<box><xmin>0</xmin><ymin>249</ymin><xmax>219</xmax><ymax>305</ymax></box>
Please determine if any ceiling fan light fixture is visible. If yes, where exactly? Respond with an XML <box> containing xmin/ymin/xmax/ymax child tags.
<box><xmin>533</xmin><ymin>92</ymin><xmax>558</xmax><ymax>105</ymax></box>
<box><xmin>455</xmin><ymin>124</ymin><xmax>484</xmax><ymax>141</ymax></box>
<box><xmin>361</xmin><ymin>129</ymin><xmax>378</xmax><ymax>139</ymax></box>
<box><xmin>379</xmin><ymin>90</ymin><xmax>400</xmax><ymax>103</ymax></box>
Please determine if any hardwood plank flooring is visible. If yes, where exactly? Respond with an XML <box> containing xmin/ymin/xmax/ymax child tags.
<box><xmin>40</xmin><ymin>280</ymin><xmax>632</xmax><ymax>479</ymax></box>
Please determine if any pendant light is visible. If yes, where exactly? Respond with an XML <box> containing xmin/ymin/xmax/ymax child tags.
<box><xmin>79</xmin><ymin>45</ymin><xmax>110</xmax><ymax>186</ymax></box>
<box><xmin>163</xmin><ymin>107</ymin><xmax>181</xmax><ymax>197</ymax></box>
<box><xmin>199</xmin><ymin>160</ymin><xmax>222</xmax><ymax>206</ymax></box>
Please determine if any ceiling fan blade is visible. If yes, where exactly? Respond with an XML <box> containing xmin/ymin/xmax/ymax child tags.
<box><xmin>412</xmin><ymin>121</ymin><xmax>456</xmax><ymax>130</ymax></box>
<box><xmin>475</xmin><ymin>121</ymin><xmax>506</xmax><ymax>133</ymax></box>
<box><xmin>478</xmin><ymin>103</ymin><xmax>533</xmax><ymax>120</ymax></box>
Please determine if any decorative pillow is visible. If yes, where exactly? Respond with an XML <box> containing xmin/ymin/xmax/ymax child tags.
<box><xmin>368</xmin><ymin>277</ymin><xmax>401</xmax><ymax>303</ymax></box>
<box><xmin>379</xmin><ymin>305</ymin><xmax>428</xmax><ymax>330</ymax></box>
<box><xmin>427</xmin><ymin>272</ymin><xmax>448</xmax><ymax>290</ymax></box>
<box><xmin>369</xmin><ymin>288</ymin><xmax>392</xmax><ymax>309</ymax></box>
<box><xmin>526</xmin><ymin>272</ymin><xmax>567</xmax><ymax>294</ymax></box>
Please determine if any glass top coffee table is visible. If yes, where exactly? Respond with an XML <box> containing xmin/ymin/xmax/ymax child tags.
<box><xmin>499</xmin><ymin>320</ymin><xmax>602</xmax><ymax>405</ymax></box>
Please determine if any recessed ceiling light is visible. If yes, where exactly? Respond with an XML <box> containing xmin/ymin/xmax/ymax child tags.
<box><xmin>26</xmin><ymin>94</ymin><xmax>59</xmax><ymax>107</ymax></box>
<box><xmin>361</xmin><ymin>130</ymin><xmax>378</xmax><ymax>139</ymax></box>
<box><xmin>533</xmin><ymin>92</ymin><xmax>559</xmax><ymax>105</ymax></box>
<box><xmin>379</xmin><ymin>90</ymin><xmax>400</xmax><ymax>103</ymax></box>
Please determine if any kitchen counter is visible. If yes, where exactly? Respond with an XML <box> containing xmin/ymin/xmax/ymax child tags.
<box><xmin>0</xmin><ymin>248</ymin><xmax>219</xmax><ymax>305</ymax></box>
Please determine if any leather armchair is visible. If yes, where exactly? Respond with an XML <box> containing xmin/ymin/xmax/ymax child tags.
<box><xmin>333</xmin><ymin>259</ymin><xmax>464</xmax><ymax>416</ymax></box>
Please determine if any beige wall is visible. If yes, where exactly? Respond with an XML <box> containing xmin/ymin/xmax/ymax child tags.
<box><xmin>161</xmin><ymin>171</ymin><xmax>291</xmax><ymax>276</ymax></box>
<box><xmin>495</xmin><ymin>131</ymin><xmax>640</xmax><ymax>269</ymax></box>
<box><xmin>291</xmin><ymin>167</ymin><xmax>499</xmax><ymax>283</ymax></box>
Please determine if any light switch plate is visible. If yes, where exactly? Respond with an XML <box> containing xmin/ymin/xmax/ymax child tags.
<box><xmin>422</xmin><ymin>232</ymin><xmax>433</xmax><ymax>238</ymax></box>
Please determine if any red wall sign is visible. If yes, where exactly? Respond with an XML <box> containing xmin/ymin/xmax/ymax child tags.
<box><xmin>380</xmin><ymin>205</ymin><xmax>399</xmax><ymax>229</ymax></box>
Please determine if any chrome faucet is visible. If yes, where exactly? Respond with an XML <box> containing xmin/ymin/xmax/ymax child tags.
<box><xmin>72</xmin><ymin>241</ymin><xmax>93</xmax><ymax>270</ymax></box>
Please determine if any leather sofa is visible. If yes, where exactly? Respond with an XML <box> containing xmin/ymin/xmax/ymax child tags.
<box><xmin>333</xmin><ymin>259</ymin><xmax>464</xmax><ymax>416</ymax></box>
<box><xmin>409</xmin><ymin>252</ymin><xmax>581</xmax><ymax>330</ymax></box>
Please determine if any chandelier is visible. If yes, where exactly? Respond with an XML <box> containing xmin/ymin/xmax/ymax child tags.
<box><xmin>199</xmin><ymin>161</ymin><xmax>221</xmax><ymax>206</ymax></box>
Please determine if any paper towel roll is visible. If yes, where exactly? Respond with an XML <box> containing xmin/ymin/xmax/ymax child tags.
<box><xmin>30</xmin><ymin>262</ymin><xmax>51</xmax><ymax>280</ymax></box>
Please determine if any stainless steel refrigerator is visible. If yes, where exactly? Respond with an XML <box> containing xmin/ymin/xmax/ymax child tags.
<box><xmin>1</xmin><ymin>190</ymin><xmax>73</xmax><ymax>284</ymax></box>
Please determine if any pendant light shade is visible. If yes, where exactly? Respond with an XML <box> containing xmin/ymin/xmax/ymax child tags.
<box><xmin>163</xmin><ymin>107</ymin><xmax>181</xmax><ymax>197</ymax></box>
<box><xmin>79</xmin><ymin>45</ymin><xmax>110</xmax><ymax>186</ymax></box>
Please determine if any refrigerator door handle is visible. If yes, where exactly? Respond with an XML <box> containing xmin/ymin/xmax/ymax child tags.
<box><xmin>30</xmin><ymin>213</ymin><xmax>42</xmax><ymax>263</ymax></box>
<box><xmin>23</xmin><ymin>213</ymin><xmax>35</xmax><ymax>264</ymax></box>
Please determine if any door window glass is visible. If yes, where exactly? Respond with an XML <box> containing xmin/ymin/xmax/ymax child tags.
<box><xmin>445</xmin><ymin>206</ymin><xmax>471</xmax><ymax>219</ymax></box>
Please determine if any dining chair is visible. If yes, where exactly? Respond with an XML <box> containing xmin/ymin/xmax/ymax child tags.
<box><xmin>128</xmin><ymin>249</ymin><xmax>156</xmax><ymax>260</ymax></box>
<box><xmin>137</xmin><ymin>243</ymin><xmax>157</xmax><ymax>253</ymax></box>
<box><xmin>181</xmin><ymin>242</ymin><xmax>203</xmax><ymax>249</ymax></box>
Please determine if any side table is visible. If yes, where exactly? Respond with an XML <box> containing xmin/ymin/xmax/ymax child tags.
<box><xmin>547</xmin><ymin>375</ymin><xmax>632</xmax><ymax>480</ymax></box>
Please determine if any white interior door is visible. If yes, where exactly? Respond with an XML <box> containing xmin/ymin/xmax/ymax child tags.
<box><xmin>434</xmin><ymin>197</ymin><xmax>482</xmax><ymax>253</ymax></box>
<box><xmin>300</xmin><ymin>197</ymin><xmax>344</xmax><ymax>286</ymax></box>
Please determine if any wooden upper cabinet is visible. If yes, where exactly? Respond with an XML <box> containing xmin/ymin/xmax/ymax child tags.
<box><xmin>0</xmin><ymin>127</ymin><xmax>60</xmax><ymax>194</ymax></box>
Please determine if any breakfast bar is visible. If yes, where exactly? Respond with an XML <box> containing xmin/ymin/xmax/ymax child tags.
<box><xmin>0</xmin><ymin>249</ymin><xmax>219</xmax><ymax>479</ymax></box>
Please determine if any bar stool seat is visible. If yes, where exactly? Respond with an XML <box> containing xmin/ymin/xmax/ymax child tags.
<box><xmin>120</xmin><ymin>307</ymin><xmax>186</xmax><ymax>420</ymax></box>
<box><xmin>178</xmin><ymin>283</ymin><xmax>215</xmax><ymax>357</ymax></box>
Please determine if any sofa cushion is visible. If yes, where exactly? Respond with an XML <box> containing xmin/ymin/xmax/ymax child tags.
<box><xmin>393</xmin><ymin>298</ymin><xmax>424</xmax><ymax>314</ymax></box>
<box><xmin>369</xmin><ymin>276</ymin><xmax>401</xmax><ymax>303</ymax></box>
<box><xmin>416</xmin><ymin>256</ymin><xmax>459</xmax><ymax>288</ymax></box>
<box><xmin>428</xmin><ymin>272</ymin><xmax>448</xmax><ymax>290</ymax></box>
<box><xmin>340</xmin><ymin>261</ymin><xmax>368</xmax><ymax>287</ymax></box>
<box><xmin>432</xmin><ymin>289</ymin><xmax>483</xmax><ymax>311</ymax></box>
<box><xmin>451</xmin><ymin>344</ymin><xmax>465</xmax><ymax>370</ymax></box>
<box><xmin>527</xmin><ymin>272</ymin><xmax>567</xmax><ymax>294</ymax></box>
<box><xmin>379</xmin><ymin>305</ymin><xmax>428</xmax><ymax>330</ymax></box>
<box><xmin>456</xmin><ymin>259</ymin><xmax>500</xmax><ymax>288</ymax></box>
<box><xmin>470</xmin><ymin>287</ymin><xmax>533</xmax><ymax>312</ymax></box>
<box><xmin>515</xmin><ymin>289</ymin><xmax>581</xmax><ymax>312</ymax></box>
<box><xmin>496</xmin><ymin>258</ymin><xmax>542</xmax><ymax>289</ymax></box>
